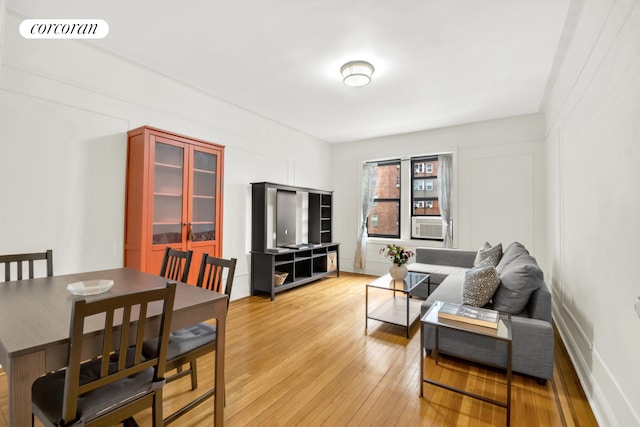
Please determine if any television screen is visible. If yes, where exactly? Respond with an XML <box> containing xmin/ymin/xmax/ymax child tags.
<box><xmin>276</xmin><ymin>190</ymin><xmax>297</xmax><ymax>247</ymax></box>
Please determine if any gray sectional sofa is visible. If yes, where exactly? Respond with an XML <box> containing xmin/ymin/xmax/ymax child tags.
<box><xmin>408</xmin><ymin>242</ymin><xmax>554</xmax><ymax>383</ymax></box>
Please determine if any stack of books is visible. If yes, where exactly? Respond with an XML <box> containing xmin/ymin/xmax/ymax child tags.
<box><xmin>437</xmin><ymin>302</ymin><xmax>499</xmax><ymax>329</ymax></box>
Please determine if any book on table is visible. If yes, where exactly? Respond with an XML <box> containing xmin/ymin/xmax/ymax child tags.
<box><xmin>437</xmin><ymin>302</ymin><xmax>499</xmax><ymax>329</ymax></box>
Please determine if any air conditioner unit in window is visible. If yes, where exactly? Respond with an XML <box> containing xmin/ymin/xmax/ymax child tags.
<box><xmin>412</xmin><ymin>217</ymin><xmax>444</xmax><ymax>239</ymax></box>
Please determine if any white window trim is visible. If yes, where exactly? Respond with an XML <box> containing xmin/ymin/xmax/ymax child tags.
<box><xmin>364</xmin><ymin>149</ymin><xmax>457</xmax><ymax>245</ymax></box>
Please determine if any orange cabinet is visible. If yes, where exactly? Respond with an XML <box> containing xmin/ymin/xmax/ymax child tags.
<box><xmin>124</xmin><ymin>126</ymin><xmax>224</xmax><ymax>284</ymax></box>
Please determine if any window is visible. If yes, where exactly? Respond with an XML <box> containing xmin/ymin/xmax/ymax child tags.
<box><xmin>363</xmin><ymin>154</ymin><xmax>451</xmax><ymax>242</ymax></box>
<box><xmin>367</xmin><ymin>160</ymin><xmax>400</xmax><ymax>238</ymax></box>
<box><xmin>411</xmin><ymin>156</ymin><xmax>440</xmax><ymax>217</ymax></box>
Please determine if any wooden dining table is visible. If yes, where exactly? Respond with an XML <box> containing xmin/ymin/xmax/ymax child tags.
<box><xmin>0</xmin><ymin>267</ymin><xmax>227</xmax><ymax>426</ymax></box>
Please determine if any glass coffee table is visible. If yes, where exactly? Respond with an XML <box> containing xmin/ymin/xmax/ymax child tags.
<box><xmin>420</xmin><ymin>300</ymin><xmax>513</xmax><ymax>426</ymax></box>
<box><xmin>365</xmin><ymin>272</ymin><xmax>429</xmax><ymax>338</ymax></box>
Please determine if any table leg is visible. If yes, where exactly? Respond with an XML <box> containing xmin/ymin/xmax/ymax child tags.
<box><xmin>507</xmin><ymin>340</ymin><xmax>512</xmax><ymax>426</ymax></box>
<box><xmin>419</xmin><ymin>321</ymin><xmax>424</xmax><ymax>397</ymax></box>
<box><xmin>7</xmin><ymin>350</ymin><xmax>45</xmax><ymax>426</ymax></box>
<box><xmin>215</xmin><ymin>310</ymin><xmax>226</xmax><ymax>427</ymax></box>
<box><xmin>434</xmin><ymin>326</ymin><xmax>440</xmax><ymax>365</ymax></box>
<box><xmin>365</xmin><ymin>285</ymin><xmax>368</xmax><ymax>331</ymax></box>
<box><xmin>406</xmin><ymin>293</ymin><xmax>410</xmax><ymax>338</ymax></box>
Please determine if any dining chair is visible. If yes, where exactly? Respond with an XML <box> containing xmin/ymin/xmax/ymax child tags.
<box><xmin>31</xmin><ymin>282</ymin><xmax>177</xmax><ymax>427</ymax></box>
<box><xmin>0</xmin><ymin>249</ymin><xmax>53</xmax><ymax>282</ymax></box>
<box><xmin>144</xmin><ymin>254</ymin><xmax>237</xmax><ymax>425</ymax></box>
<box><xmin>159</xmin><ymin>247</ymin><xmax>193</xmax><ymax>283</ymax></box>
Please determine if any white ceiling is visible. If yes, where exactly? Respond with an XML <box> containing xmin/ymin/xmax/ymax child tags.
<box><xmin>8</xmin><ymin>0</ymin><xmax>571</xmax><ymax>143</ymax></box>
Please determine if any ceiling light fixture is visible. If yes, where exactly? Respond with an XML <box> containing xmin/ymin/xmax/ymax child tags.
<box><xmin>340</xmin><ymin>60</ymin><xmax>375</xmax><ymax>87</ymax></box>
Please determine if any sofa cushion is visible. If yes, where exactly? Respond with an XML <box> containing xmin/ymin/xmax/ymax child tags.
<box><xmin>462</xmin><ymin>266</ymin><xmax>500</xmax><ymax>307</ymax></box>
<box><xmin>493</xmin><ymin>254</ymin><xmax>544</xmax><ymax>313</ymax></box>
<box><xmin>474</xmin><ymin>243</ymin><xmax>502</xmax><ymax>267</ymax></box>
<box><xmin>407</xmin><ymin>263</ymin><xmax>471</xmax><ymax>276</ymax></box>
<box><xmin>496</xmin><ymin>242</ymin><xmax>529</xmax><ymax>275</ymax></box>
<box><xmin>414</xmin><ymin>247</ymin><xmax>476</xmax><ymax>268</ymax></box>
<box><xmin>425</xmin><ymin>274</ymin><xmax>465</xmax><ymax>305</ymax></box>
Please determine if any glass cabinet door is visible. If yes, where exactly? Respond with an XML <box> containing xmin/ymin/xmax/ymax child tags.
<box><xmin>190</xmin><ymin>149</ymin><xmax>217</xmax><ymax>242</ymax></box>
<box><xmin>153</xmin><ymin>142</ymin><xmax>184</xmax><ymax>244</ymax></box>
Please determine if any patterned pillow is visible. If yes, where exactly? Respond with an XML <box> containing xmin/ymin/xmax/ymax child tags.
<box><xmin>462</xmin><ymin>266</ymin><xmax>500</xmax><ymax>307</ymax></box>
<box><xmin>476</xmin><ymin>256</ymin><xmax>495</xmax><ymax>268</ymax></box>
<box><xmin>474</xmin><ymin>243</ymin><xmax>503</xmax><ymax>268</ymax></box>
<box><xmin>473</xmin><ymin>242</ymin><xmax>492</xmax><ymax>266</ymax></box>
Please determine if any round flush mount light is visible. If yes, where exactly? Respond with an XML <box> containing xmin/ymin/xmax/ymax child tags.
<box><xmin>340</xmin><ymin>60</ymin><xmax>375</xmax><ymax>87</ymax></box>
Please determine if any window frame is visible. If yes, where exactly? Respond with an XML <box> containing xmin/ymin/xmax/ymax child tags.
<box><xmin>367</xmin><ymin>159</ymin><xmax>401</xmax><ymax>239</ymax></box>
<box><xmin>363</xmin><ymin>153</ymin><xmax>452</xmax><ymax>243</ymax></box>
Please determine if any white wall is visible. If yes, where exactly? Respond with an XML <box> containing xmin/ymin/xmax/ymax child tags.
<box><xmin>544</xmin><ymin>0</ymin><xmax>640</xmax><ymax>426</ymax></box>
<box><xmin>0</xmin><ymin>10</ymin><xmax>331</xmax><ymax>299</ymax></box>
<box><xmin>330</xmin><ymin>113</ymin><xmax>548</xmax><ymax>277</ymax></box>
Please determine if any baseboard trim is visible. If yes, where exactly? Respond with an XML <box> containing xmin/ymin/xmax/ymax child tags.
<box><xmin>553</xmin><ymin>306</ymin><xmax>639</xmax><ymax>427</ymax></box>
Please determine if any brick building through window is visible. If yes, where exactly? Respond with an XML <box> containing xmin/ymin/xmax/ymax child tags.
<box><xmin>367</xmin><ymin>161</ymin><xmax>400</xmax><ymax>238</ymax></box>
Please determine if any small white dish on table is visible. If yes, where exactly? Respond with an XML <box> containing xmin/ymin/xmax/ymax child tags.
<box><xmin>67</xmin><ymin>279</ymin><xmax>114</xmax><ymax>296</ymax></box>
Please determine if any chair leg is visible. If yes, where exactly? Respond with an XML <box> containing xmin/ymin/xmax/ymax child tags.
<box><xmin>122</xmin><ymin>417</ymin><xmax>139</xmax><ymax>427</ymax></box>
<box><xmin>152</xmin><ymin>391</ymin><xmax>163</xmax><ymax>427</ymax></box>
<box><xmin>190</xmin><ymin>360</ymin><xmax>198</xmax><ymax>390</ymax></box>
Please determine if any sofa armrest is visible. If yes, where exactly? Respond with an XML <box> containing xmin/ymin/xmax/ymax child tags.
<box><xmin>415</xmin><ymin>247</ymin><xmax>476</xmax><ymax>268</ymax></box>
<box><xmin>511</xmin><ymin>316</ymin><xmax>554</xmax><ymax>380</ymax></box>
<box><xmin>526</xmin><ymin>284</ymin><xmax>552</xmax><ymax>322</ymax></box>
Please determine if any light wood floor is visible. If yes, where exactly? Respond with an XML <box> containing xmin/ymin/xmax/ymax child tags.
<box><xmin>0</xmin><ymin>272</ymin><xmax>598</xmax><ymax>426</ymax></box>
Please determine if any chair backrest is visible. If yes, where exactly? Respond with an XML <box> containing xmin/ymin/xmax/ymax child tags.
<box><xmin>196</xmin><ymin>254</ymin><xmax>237</xmax><ymax>305</ymax></box>
<box><xmin>60</xmin><ymin>282</ymin><xmax>176</xmax><ymax>424</ymax></box>
<box><xmin>0</xmin><ymin>249</ymin><xmax>53</xmax><ymax>282</ymax></box>
<box><xmin>159</xmin><ymin>247</ymin><xmax>193</xmax><ymax>283</ymax></box>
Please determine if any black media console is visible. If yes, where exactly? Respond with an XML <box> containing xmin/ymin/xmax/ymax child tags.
<box><xmin>250</xmin><ymin>182</ymin><xmax>340</xmax><ymax>300</ymax></box>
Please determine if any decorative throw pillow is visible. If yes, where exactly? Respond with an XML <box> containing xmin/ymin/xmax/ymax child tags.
<box><xmin>473</xmin><ymin>242</ymin><xmax>492</xmax><ymax>266</ymax></box>
<box><xmin>462</xmin><ymin>266</ymin><xmax>500</xmax><ymax>307</ymax></box>
<box><xmin>474</xmin><ymin>243</ymin><xmax>503</xmax><ymax>268</ymax></box>
<box><xmin>476</xmin><ymin>256</ymin><xmax>495</xmax><ymax>268</ymax></box>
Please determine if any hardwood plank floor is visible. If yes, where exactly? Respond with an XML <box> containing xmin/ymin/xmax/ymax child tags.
<box><xmin>0</xmin><ymin>272</ymin><xmax>598</xmax><ymax>426</ymax></box>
